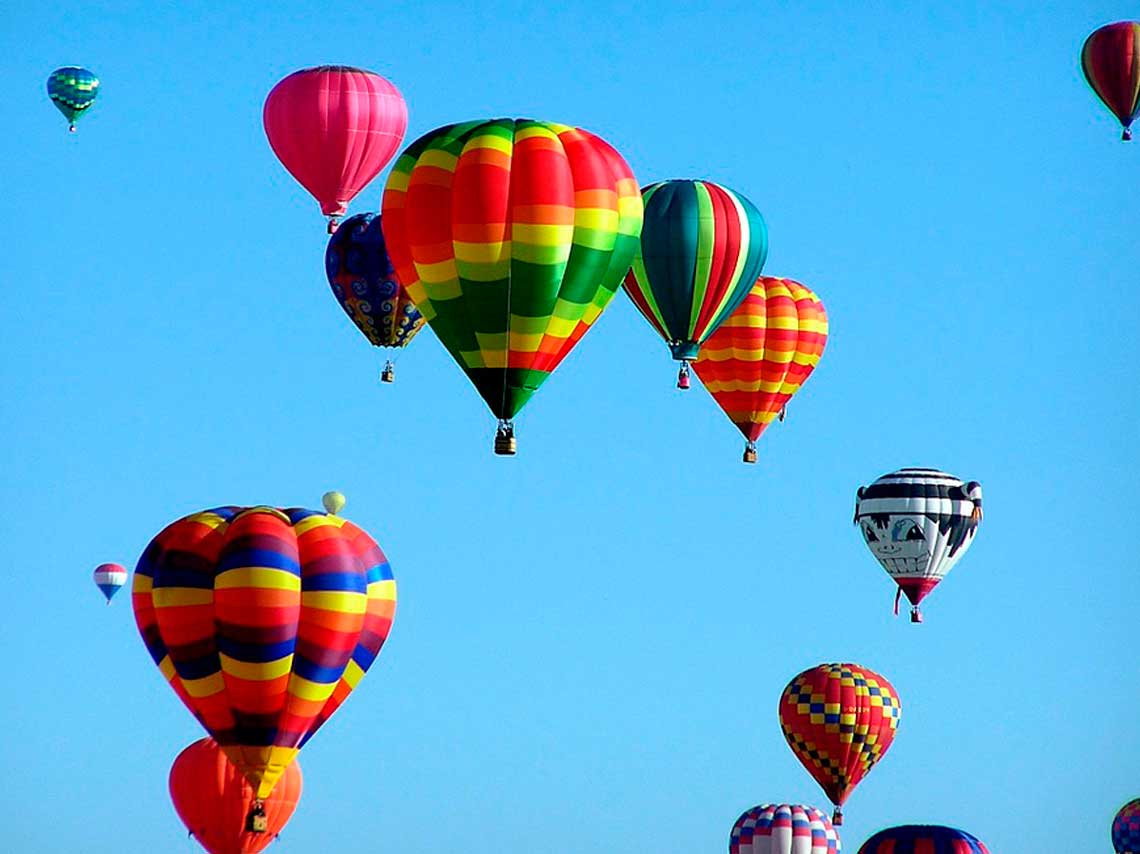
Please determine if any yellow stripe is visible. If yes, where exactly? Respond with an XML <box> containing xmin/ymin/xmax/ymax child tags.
<box><xmin>302</xmin><ymin>590</ymin><xmax>368</xmax><ymax>614</ymax></box>
<box><xmin>153</xmin><ymin>588</ymin><xmax>213</xmax><ymax>607</ymax></box>
<box><xmin>512</xmin><ymin>222</ymin><xmax>574</xmax><ymax>247</ymax></box>
<box><xmin>286</xmin><ymin>674</ymin><xmax>339</xmax><ymax>702</ymax></box>
<box><xmin>467</xmin><ymin>131</ymin><xmax>513</xmax><ymax>154</ymax></box>
<box><xmin>341</xmin><ymin>659</ymin><xmax>366</xmax><ymax>689</ymax></box>
<box><xmin>182</xmin><ymin>672</ymin><xmax>226</xmax><ymax>698</ymax></box>
<box><xmin>416</xmin><ymin>258</ymin><xmax>460</xmax><ymax>286</ymax></box>
<box><xmin>515</xmin><ymin>124</ymin><xmax>558</xmax><ymax>142</ymax></box>
<box><xmin>294</xmin><ymin>514</ymin><xmax>343</xmax><ymax>535</ymax></box>
<box><xmin>220</xmin><ymin>653</ymin><xmax>294</xmax><ymax>680</ymax></box>
<box><xmin>132</xmin><ymin>575</ymin><xmax>153</xmax><ymax>593</ymax></box>
<box><xmin>417</xmin><ymin>149</ymin><xmax>458</xmax><ymax>172</ymax></box>
<box><xmin>216</xmin><ymin>567</ymin><xmax>300</xmax><ymax>591</ymax></box>
<box><xmin>367</xmin><ymin>579</ymin><xmax>397</xmax><ymax>600</ymax></box>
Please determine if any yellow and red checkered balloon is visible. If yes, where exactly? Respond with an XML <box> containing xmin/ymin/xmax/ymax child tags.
<box><xmin>777</xmin><ymin>663</ymin><xmax>901</xmax><ymax>825</ymax></box>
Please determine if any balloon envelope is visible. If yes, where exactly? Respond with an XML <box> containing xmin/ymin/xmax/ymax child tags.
<box><xmin>778</xmin><ymin>663</ymin><xmax>901</xmax><ymax>824</ymax></box>
<box><xmin>263</xmin><ymin>66</ymin><xmax>408</xmax><ymax>228</ymax></box>
<box><xmin>730</xmin><ymin>804</ymin><xmax>840</xmax><ymax>854</ymax></box>
<box><xmin>1114</xmin><ymin>799</ymin><xmax>1140</xmax><ymax>854</ymax></box>
<box><xmin>857</xmin><ymin>825</ymin><xmax>988</xmax><ymax>854</ymax></box>
<box><xmin>693</xmin><ymin>277</ymin><xmax>827</xmax><ymax>457</ymax></box>
<box><xmin>381</xmin><ymin>118</ymin><xmax>642</xmax><ymax>427</ymax></box>
<box><xmin>93</xmin><ymin>562</ymin><xmax>127</xmax><ymax>602</ymax></box>
<box><xmin>623</xmin><ymin>179</ymin><xmax>767</xmax><ymax>363</ymax></box>
<box><xmin>1081</xmin><ymin>22</ymin><xmax>1140</xmax><ymax>139</ymax></box>
<box><xmin>170</xmin><ymin>737</ymin><xmax>302</xmax><ymax>854</ymax></box>
<box><xmin>854</xmin><ymin>468</ymin><xmax>982</xmax><ymax>620</ymax></box>
<box><xmin>325</xmin><ymin>213</ymin><xmax>424</xmax><ymax>349</ymax></box>
<box><xmin>133</xmin><ymin>505</ymin><xmax>396</xmax><ymax>798</ymax></box>
<box><xmin>47</xmin><ymin>66</ymin><xmax>99</xmax><ymax>130</ymax></box>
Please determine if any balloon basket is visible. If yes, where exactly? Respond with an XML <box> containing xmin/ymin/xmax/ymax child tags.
<box><xmin>247</xmin><ymin>802</ymin><xmax>268</xmax><ymax>833</ymax></box>
<box><xmin>832</xmin><ymin>807</ymin><xmax>843</xmax><ymax>826</ymax></box>
<box><xmin>1125</xmin><ymin>128</ymin><xmax>1133</xmax><ymax>141</ymax></box>
<box><xmin>381</xmin><ymin>362</ymin><xmax>395</xmax><ymax>383</ymax></box>
<box><xmin>68</xmin><ymin>124</ymin><xmax>77</xmax><ymax>133</ymax></box>
<box><xmin>327</xmin><ymin>217</ymin><xmax>339</xmax><ymax>234</ymax></box>
<box><xmin>778</xmin><ymin>405</ymin><xmax>787</xmax><ymax>422</ymax></box>
<box><xmin>742</xmin><ymin>445</ymin><xmax>758</xmax><ymax>464</ymax></box>
<box><xmin>494</xmin><ymin>422</ymin><xmax>517</xmax><ymax>456</ymax></box>
<box><xmin>910</xmin><ymin>607</ymin><xmax>923</xmax><ymax>623</ymax></box>
<box><xmin>677</xmin><ymin>362</ymin><xmax>691</xmax><ymax>390</ymax></box>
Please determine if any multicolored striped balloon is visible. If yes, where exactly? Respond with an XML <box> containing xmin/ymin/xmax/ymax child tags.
<box><xmin>1081</xmin><ymin>22</ymin><xmax>1140</xmax><ymax>140</ymax></box>
<box><xmin>730</xmin><ymin>803</ymin><xmax>841</xmax><ymax>854</ymax></box>
<box><xmin>170</xmin><ymin>737</ymin><xmax>302</xmax><ymax>854</ymax></box>
<box><xmin>1114</xmin><ymin>799</ymin><xmax>1140</xmax><ymax>854</ymax></box>
<box><xmin>692</xmin><ymin>277</ymin><xmax>827</xmax><ymax>462</ymax></box>
<box><xmin>47</xmin><ymin>66</ymin><xmax>99</xmax><ymax>132</ymax></box>
<box><xmin>93</xmin><ymin>562</ymin><xmax>127</xmax><ymax>604</ymax></box>
<box><xmin>854</xmin><ymin>468</ymin><xmax>983</xmax><ymax>622</ymax></box>
<box><xmin>325</xmin><ymin>213</ymin><xmax>425</xmax><ymax>381</ymax></box>
<box><xmin>263</xmin><ymin>66</ymin><xmax>408</xmax><ymax>231</ymax></box>
<box><xmin>381</xmin><ymin>118</ymin><xmax>643</xmax><ymax>452</ymax></box>
<box><xmin>778</xmin><ymin>663</ymin><xmax>902</xmax><ymax>825</ymax></box>
<box><xmin>622</xmin><ymin>179</ymin><xmax>768</xmax><ymax>388</ymax></box>
<box><xmin>857</xmin><ymin>825</ymin><xmax>989</xmax><ymax>854</ymax></box>
<box><xmin>132</xmin><ymin>505</ymin><xmax>396</xmax><ymax>799</ymax></box>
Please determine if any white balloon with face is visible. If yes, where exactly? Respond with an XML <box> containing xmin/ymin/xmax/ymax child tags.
<box><xmin>854</xmin><ymin>468</ymin><xmax>982</xmax><ymax>591</ymax></box>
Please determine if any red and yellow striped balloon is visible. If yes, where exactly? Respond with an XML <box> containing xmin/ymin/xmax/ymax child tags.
<box><xmin>692</xmin><ymin>277</ymin><xmax>827</xmax><ymax>462</ymax></box>
<box><xmin>133</xmin><ymin>505</ymin><xmax>396</xmax><ymax>798</ymax></box>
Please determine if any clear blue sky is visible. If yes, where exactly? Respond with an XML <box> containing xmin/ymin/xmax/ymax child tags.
<box><xmin>2</xmin><ymin>2</ymin><xmax>1136</xmax><ymax>852</ymax></box>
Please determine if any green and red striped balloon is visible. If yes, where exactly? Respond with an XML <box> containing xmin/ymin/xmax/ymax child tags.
<box><xmin>622</xmin><ymin>179</ymin><xmax>768</xmax><ymax>388</ymax></box>
<box><xmin>381</xmin><ymin>118</ymin><xmax>643</xmax><ymax>452</ymax></box>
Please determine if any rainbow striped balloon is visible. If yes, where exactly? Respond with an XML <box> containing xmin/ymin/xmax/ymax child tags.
<box><xmin>381</xmin><ymin>118</ymin><xmax>643</xmax><ymax>443</ymax></box>
<box><xmin>692</xmin><ymin>277</ymin><xmax>827</xmax><ymax>461</ymax></box>
<box><xmin>622</xmin><ymin>179</ymin><xmax>768</xmax><ymax>386</ymax></box>
<box><xmin>132</xmin><ymin>505</ymin><xmax>396</xmax><ymax>799</ymax></box>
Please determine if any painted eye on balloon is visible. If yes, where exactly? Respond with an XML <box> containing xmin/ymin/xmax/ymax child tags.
<box><xmin>891</xmin><ymin>519</ymin><xmax>925</xmax><ymax>542</ymax></box>
<box><xmin>862</xmin><ymin>524</ymin><xmax>880</xmax><ymax>543</ymax></box>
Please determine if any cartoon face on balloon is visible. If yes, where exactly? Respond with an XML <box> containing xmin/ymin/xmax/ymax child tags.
<box><xmin>860</xmin><ymin>515</ymin><xmax>935</xmax><ymax>575</ymax></box>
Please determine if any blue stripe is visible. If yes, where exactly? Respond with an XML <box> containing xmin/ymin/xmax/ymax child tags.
<box><xmin>303</xmin><ymin>571</ymin><xmax>366</xmax><ymax>592</ymax></box>
<box><xmin>292</xmin><ymin>655</ymin><xmax>347</xmax><ymax>684</ymax></box>
<box><xmin>217</xmin><ymin>546</ymin><xmax>300</xmax><ymax>574</ymax></box>
<box><xmin>216</xmin><ymin>636</ymin><xmax>295</xmax><ymax>662</ymax></box>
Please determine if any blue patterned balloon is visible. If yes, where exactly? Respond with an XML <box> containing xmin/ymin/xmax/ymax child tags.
<box><xmin>1115</xmin><ymin>800</ymin><xmax>1140</xmax><ymax>854</ymax></box>
<box><xmin>325</xmin><ymin>213</ymin><xmax>425</xmax><ymax>349</ymax></box>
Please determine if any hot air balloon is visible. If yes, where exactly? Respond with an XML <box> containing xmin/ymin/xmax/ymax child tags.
<box><xmin>730</xmin><ymin>803</ymin><xmax>841</xmax><ymax>854</ymax></box>
<box><xmin>326</xmin><ymin>213</ymin><xmax>425</xmax><ymax>382</ymax></box>
<box><xmin>93</xmin><ymin>562</ymin><xmax>127</xmax><ymax>604</ymax></box>
<box><xmin>321</xmin><ymin>490</ymin><xmax>346</xmax><ymax>515</ymax></box>
<box><xmin>854</xmin><ymin>468</ymin><xmax>983</xmax><ymax>622</ymax></box>
<box><xmin>1114</xmin><ymin>799</ymin><xmax>1140</xmax><ymax>854</ymax></box>
<box><xmin>1081</xmin><ymin>22</ymin><xmax>1140</xmax><ymax>140</ymax></box>
<box><xmin>170</xmin><ymin>737</ymin><xmax>302</xmax><ymax>854</ymax></box>
<box><xmin>47</xmin><ymin>66</ymin><xmax>99</xmax><ymax>132</ymax></box>
<box><xmin>381</xmin><ymin>118</ymin><xmax>643</xmax><ymax>455</ymax></box>
<box><xmin>778</xmin><ymin>663</ymin><xmax>901</xmax><ymax>826</ymax></box>
<box><xmin>132</xmin><ymin>504</ymin><xmax>396</xmax><ymax>809</ymax></box>
<box><xmin>692</xmin><ymin>277</ymin><xmax>827</xmax><ymax>463</ymax></box>
<box><xmin>858</xmin><ymin>826</ymin><xmax>989</xmax><ymax>854</ymax></box>
<box><xmin>622</xmin><ymin>179</ymin><xmax>768</xmax><ymax>389</ymax></box>
<box><xmin>263</xmin><ymin>66</ymin><xmax>408</xmax><ymax>232</ymax></box>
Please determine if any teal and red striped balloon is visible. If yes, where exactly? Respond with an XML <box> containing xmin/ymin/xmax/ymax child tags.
<box><xmin>1081</xmin><ymin>21</ymin><xmax>1140</xmax><ymax>140</ymax></box>
<box><xmin>622</xmin><ymin>179</ymin><xmax>768</xmax><ymax>388</ymax></box>
<box><xmin>132</xmin><ymin>505</ymin><xmax>396</xmax><ymax>799</ymax></box>
<box><xmin>857</xmin><ymin>825</ymin><xmax>989</xmax><ymax>854</ymax></box>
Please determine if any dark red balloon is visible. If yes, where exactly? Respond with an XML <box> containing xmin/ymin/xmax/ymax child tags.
<box><xmin>1081</xmin><ymin>22</ymin><xmax>1140</xmax><ymax>140</ymax></box>
<box><xmin>263</xmin><ymin>66</ymin><xmax>408</xmax><ymax>230</ymax></box>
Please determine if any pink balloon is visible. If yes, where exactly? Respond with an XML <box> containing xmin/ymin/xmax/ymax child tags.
<box><xmin>263</xmin><ymin>66</ymin><xmax>408</xmax><ymax>231</ymax></box>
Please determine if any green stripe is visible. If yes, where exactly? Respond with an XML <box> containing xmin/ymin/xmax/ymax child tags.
<box><xmin>688</xmin><ymin>181</ymin><xmax>716</xmax><ymax>337</ymax></box>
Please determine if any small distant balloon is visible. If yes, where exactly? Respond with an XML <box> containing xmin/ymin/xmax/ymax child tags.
<box><xmin>1081</xmin><ymin>22</ymin><xmax>1140</xmax><ymax>140</ymax></box>
<box><xmin>322</xmin><ymin>491</ymin><xmax>346</xmax><ymax>515</ymax></box>
<box><xmin>47</xmin><ymin>67</ymin><xmax>99</xmax><ymax>132</ymax></box>
<box><xmin>93</xmin><ymin>562</ymin><xmax>126</xmax><ymax>603</ymax></box>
